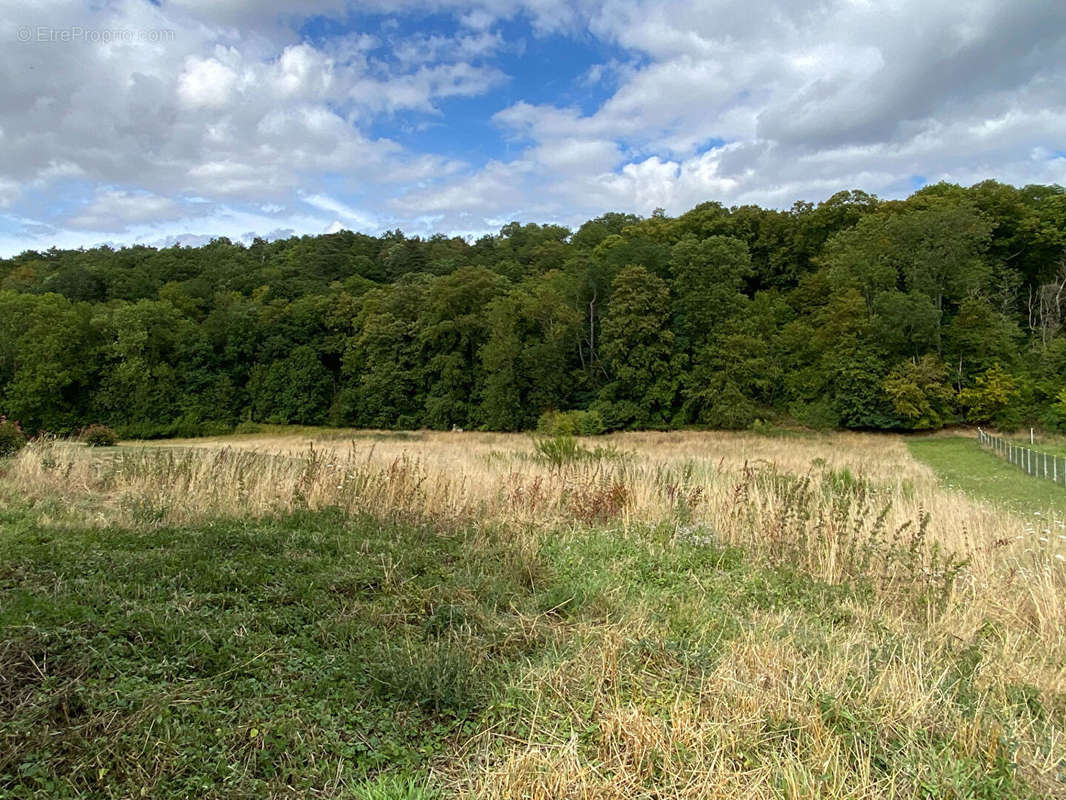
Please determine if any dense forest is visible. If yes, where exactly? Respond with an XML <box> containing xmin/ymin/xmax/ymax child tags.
<box><xmin>2</xmin><ymin>180</ymin><xmax>1066</xmax><ymax>437</ymax></box>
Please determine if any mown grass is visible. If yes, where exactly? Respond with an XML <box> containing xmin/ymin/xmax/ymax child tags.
<box><xmin>1004</xmin><ymin>435</ymin><xmax>1066</xmax><ymax>461</ymax></box>
<box><xmin>0</xmin><ymin>492</ymin><xmax>1057</xmax><ymax>798</ymax></box>
<box><xmin>0</xmin><ymin>504</ymin><xmax>535</xmax><ymax>798</ymax></box>
<box><xmin>907</xmin><ymin>435</ymin><xmax>1066</xmax><ymax>517</ymax></box>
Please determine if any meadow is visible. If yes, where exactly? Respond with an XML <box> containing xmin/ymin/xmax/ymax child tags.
<box><xmin>2</xmin><ymin>428</ymin><xmax>1065</xmax><ymax>798</ymax></box>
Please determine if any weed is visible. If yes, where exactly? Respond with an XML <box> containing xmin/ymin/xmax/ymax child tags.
<box><xmin>349</xmin><ymin>774</ymin><xmax>440</xmax><ymax>799</ymax></box>
<box><xmin>530</xmin><ymin>434</ymin><xmax>627</xmax><ymax>469</ymax></box>
<box><xmin>734</xmin><ymin>464</ymin><xmax>969</xmax><ymax>617</ymax></box>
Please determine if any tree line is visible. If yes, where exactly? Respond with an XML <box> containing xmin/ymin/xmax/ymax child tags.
<box><xmin>2</xmin><ymin>180</ymin><xmax>1065</xmax><ymax>437</ymax></box>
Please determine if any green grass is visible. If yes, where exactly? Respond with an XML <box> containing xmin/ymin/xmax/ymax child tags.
<box><xmin>0</xmin><ymin>489</ymin><xmax>1052</xmax><ymax>797</ymax></box>
<box><xmin>0</xmin><ymin>504</ymin><xmax>748</xmax><ymax>799</ymax></box>
<box><xmin>906</xmin><ymin>436</ymin><xmax>1066</xmax><ymax>516</ymax></box>
<box><xmin>1003</xmin><ymin>435</ymin><xmax>1066</xmax><ymax>460</ymax></box>
<box><xmin>0</xmin><ymin>506</ymin><xmax>536</xmax><ymax>797</ymax></box>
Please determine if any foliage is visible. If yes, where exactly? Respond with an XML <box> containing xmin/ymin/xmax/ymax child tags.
<box><xmin>958</xmin><ymin>364</ymin><xmax>1020</xmax><ymax>426</ymax></box>
<box><xmin>883</xmin><ymin>355</ymin><xmax>956</xmax><ymax>429</ymax></box>
<box><xmin>598</xmin><ymin>265</ymin><xmax>676</xmax><ymax>429</ymax></box>
<box><xmin>80</xmin><ymin>423</ymin><xmax>118</xmax><ymax>447</ymax></box>
<box><xmin>536</xmin><ymin>408</ymin><xmax>606</xmax><ymax>437</ymax></box>
<box><xmin>115</xmin><ymin>419</ymin><xmax>233</xmax><ymax>440</ymax></box>
<box><xmin>530</xmin><ymin>434</ymin><xmax>625</xmax><ymax>468</ymax></box>
<box><xmin>0</xmin><ymin>415</ymin><xmax>26</xmax><ymax>456</ymax></box>
<box><xmin>1</xmin><ymin>181</ymin><xmax>1063</xmax><ymax>434</ymax></box>
<box><xmin>1045</xmin><ymin>386</ymin><xmax>1066</xmax><ymax>432</ymax></box>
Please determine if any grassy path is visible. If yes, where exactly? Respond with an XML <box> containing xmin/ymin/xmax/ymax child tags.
<box><xmin>906</xmin><ymin>435</ymin><xmax>1066</xmax><ymax>517</ymax></box>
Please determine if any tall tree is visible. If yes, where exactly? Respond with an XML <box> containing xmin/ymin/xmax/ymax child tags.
<box><xmin>596</xmin><ymin>265</ymin><xmax>675</xmax><ymax>429</ymax></box>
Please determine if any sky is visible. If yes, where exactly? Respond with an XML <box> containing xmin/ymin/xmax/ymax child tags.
<box><xmin>0</xmin><ymin>0</ymin><xmax>1064</xmax><ymax>256</ymax></box>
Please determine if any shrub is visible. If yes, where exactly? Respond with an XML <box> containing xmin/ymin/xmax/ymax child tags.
<box><xmin>750</xmin><ymin>418</ymin><xmax>773</xmax><ymax>435</ymax></box>
<box><xmin>114</xmin><ymin>420</ymin><xmax>235</xmax><ymax>440</ymax></box>
<box><xmin>1048</xmin><ymin>387</ymin><xmax>1066</xmax><ymax>432</ymax></box>
<box><xmin>882</xmin><ymin>354</ymin><xmax>956</xmax><ymax>430</ymax></box>
<box><xmin>701</xmin><ymin>382</ymin><xmax>758</xmax><ymax>429</ymax></box>
<box><xmin>532</xmin><ymin>434</ymin><xmax>585</xmax><ymax>467</ymax></box>
<box><xmin>536</xmin><ymin>409</ymin><xmax>606</xmax><ymax>436</ymax></box>
<box><xmin>0</xmin><ymin>415</ymin><xmax>27</xmax><ymax>457</ymax></box>
<box><xmin>788</xmin><ymin>398</ymin><xmax>838</xmax><ymax>430</ymax></box>
<box><xmin>81</xmin><ymin>424</ymin><xmax>118</xmax><ymax>447</ymax></box>
<box><xmin>531</xmin><ymin>434</ymin><xmax>627</xmax><ymax>469</ymax></box>
<box><xmin>958</xmin><ymin>364</ymin><xmax>1019</xmax><ymax>426</ymax></box>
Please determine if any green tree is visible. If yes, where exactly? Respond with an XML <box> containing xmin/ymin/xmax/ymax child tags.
<box><xmin>480</xmin><ymin>272</ymin><xmax>582</xmax><ymax>430</ymax></box>
<box><xmin>418</xmin><ymin>267</ymin><xmax>507</xmax><ymax>429</ymax></box>
<box><xmin>343</xmin><ymin>277</ymin><xmax>429</xmax><ymax>428</ymax></box>
<box><xmin>957</xmin><ymin>364</ymin><xmax>1019</xmax><ymax>425</ymax></box>
<box><xmin>883</xmin><ymin>355</ymin><xmax>955</xmax><ymax>429</ymax></box>
<box><xmin>0</xmin><ymin>291</ymin><xmax>96</xmax><ymax>432</ymax></box>
<box><xmin>597</xmin><ymin>265</ymin><xmax>675</xmax><ymax>429</ymax></box>
<box><xmin>248</xmin><ymin>345</ymin><xmax>333</xmax><ymax>424</ymax></box>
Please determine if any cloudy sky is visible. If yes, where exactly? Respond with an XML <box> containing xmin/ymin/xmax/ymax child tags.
<box><xmin>1</xmin><ymin>0</ymin><xmax>1064</xmax><ymax>255</ymax></box>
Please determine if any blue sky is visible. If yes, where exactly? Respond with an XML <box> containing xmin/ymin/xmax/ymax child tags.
<box><xmin>0</xmin><ymin>0</ymin><xmax>1064</xmax><ymax>255</ymax></box>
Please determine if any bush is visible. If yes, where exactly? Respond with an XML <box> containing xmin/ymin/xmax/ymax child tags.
<box><xmin>532</xmin><ymin>434</ymin><xmax>586</xmax><ymax>467</ymax></box>
<box><xmin>531</xmin><ymin>434</ymin><xmax>627</xmax><ymax>469</ymax></box>
<box><xmin>81</xmin><ymin>424</ymin><xmax>118</xmax><ymax>447</ymax></box>
<box><xmin>1048</xmin><ymin>387</ymin><xmax>1066</xmax><ymax>432</ymax></box>
<box><xmin>701</xmin><ymin>383</ymin><xmax>758</xmax><ymax>429</ymax></box>
<box><xmin>0</xmin><ymin>415</ymin><xmax>27</xmax><ymax>457</ymax></box>
<box><xmin>788</xmin><ymin>398</ymin><xmax>838</xmax><ymax>430</ymax></box>
<box><xmin>536</xmin><ymin>409</ymin><xmax>606</xmax><ymax>437</ymax></box>
<box><xmin>750</xmin><ymin>418</ymin><xmax>773</xmax><ymax>435</ymax></box>
<box><xmin>958</xmin><ymin>364</ymin><xmax>1020</xmax><ymax>426</ymax></box>
<box><xmin>114</xmin><ymin>420</ymin><xmax>235</xmax><ymax>440</ymax></box>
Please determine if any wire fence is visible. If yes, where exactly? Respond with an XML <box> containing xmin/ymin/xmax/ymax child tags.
<box><xmin>977</xmin><ymin>428</ymin><xmax>1066</xmax><ymax>488</ymax></box>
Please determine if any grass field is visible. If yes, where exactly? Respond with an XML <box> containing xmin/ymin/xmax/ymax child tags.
<box><xmin>2</xmin><ymin>430</ymin><xmax>1065</xmax><ymax>798</ymax></box>
<box><xmin>907</xmin><ymin>436</ymin><xmax>1066</xmax><ymax>518</ymax></box>
<box><xmin>975</xmin><ymin>429</ymin><xmax>1066</xmax><ymax>461</ymax></box>
<box><xmin>1009</xmin><ymin>438</ymin><xmax>1066</xmax><ymax>461</ymax></box>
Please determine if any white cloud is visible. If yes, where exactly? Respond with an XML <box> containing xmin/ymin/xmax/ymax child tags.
<box><xmin>177</xmin><ymin>55</ymin><xmax>239</xmax><ymax>109</ymax></box>
<box><xmin>0</xmin><ymin>179</ymin><xmax>18</xmax><ymax>209</ymax></box>
<box><xmin>0</xmin><ymin>0</ymin><xmax>1064</xmax><ymax>254</ymax></box>
<box><xmin>405</xmin><ymin>0</ymin><xmax>1066</xmax><ymax>231</ymax></box>
<box><xmin>302</xmin><ymin>192</ymin><xmax>379</xmax><ymax>229</ymax></box>
<box><xmin>68</xmin><ymin>189</ymin><xmax>182</xmax><ymax>231</ymax></box>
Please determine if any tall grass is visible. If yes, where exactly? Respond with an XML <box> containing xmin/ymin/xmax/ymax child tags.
<box><xmin>8</xmin><ymin>435</ymin><xmax>1065</xmax><ymax>622</ymax></box>
<box><xmin>3</xmin><ymin>430</ymin><xmax>1066</xmax><ymax>796</ymax></box>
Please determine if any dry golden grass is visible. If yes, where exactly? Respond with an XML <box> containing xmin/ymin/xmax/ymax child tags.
<box><xmin>5</xmin><ymin>428</ymin><xmax>1066</xmax><ymax>796</ymax></box>
<box><xmin>9</xmin><ymin>428</ymin><xmax>1061</xmax><ymax>579</ymax></box>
